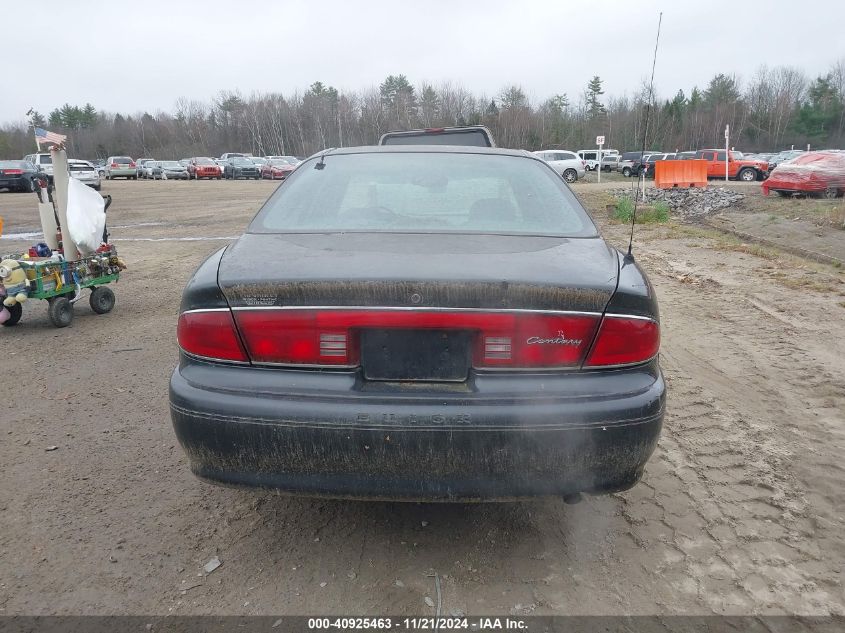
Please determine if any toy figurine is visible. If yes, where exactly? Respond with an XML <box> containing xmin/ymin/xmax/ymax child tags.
<box><xmin>0</xmin><ymin>259</ymin><xmax>30</xmax><ymax>307</ymax></box>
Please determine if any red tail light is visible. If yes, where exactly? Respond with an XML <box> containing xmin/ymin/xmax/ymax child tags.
<box><xmin>129</xmin><ymin>161</ymin><xmax>136</xmax><ymax>168</ymax></box>
<box><xmin>110</xmin><ymin>163</ymin><xmax>118</xmax><ymax>168</ymax></box>
<box><xmin>5</xmin><ymin>169</ymin><xmax>22</xmax><ymax>175</ymax></box>
<box><xmin>584</xmin><ymin>316</ymin><xmax>660</xmax><ymax>367</ymax></box>
<box><xmin>177</xmin><ymin>310</ymin><xmax>248</xmax><ymax>362</ymax></box>
<box><xmin>232</xmin><ymin>309</ymin><xmax>602</xmax><ymax>368</ymax></box>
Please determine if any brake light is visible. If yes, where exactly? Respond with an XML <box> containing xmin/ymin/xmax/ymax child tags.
<box><xmin>129</xmin><ymin>162</ymin><xmax>136</xmax><ymax>168</ymax></box>
<box><xmin>110</xmin><ymin>163</ymin><xmax>118</xmax><ymax>168</ymax></box>
<box><xmin>177</xmin><ymin>310</ymin><xmax>248</xmax><ymax>362</ymax></box>
<box><xmin>4</xmin><ymin>169</ymin><xmax>22</xmax><ymax>175</ymax></box>
<box><xmin>584</xmin><ymin>316</ymin><xmax>660</xmax><ymax>367</ymax></box>
<box><xmin>425</xmin><ymin>128</ymin><xmax>445</xmax><ymax>133</ymax></box>
<box><xmin>232</xmin><ymin>309</ymin><xmax>601</xmax><ymax>368</ymax></box>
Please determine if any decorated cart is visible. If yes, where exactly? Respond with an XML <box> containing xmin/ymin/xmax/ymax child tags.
<box><xmin>1</xmin><ymin>146</ymin><xmax>125</xmax><ymax>328</ymax></box>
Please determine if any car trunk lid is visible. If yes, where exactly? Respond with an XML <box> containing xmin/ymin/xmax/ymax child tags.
<box><xmin>217</xmin><ymin>233</ymin><xmax>619</xmax><ymax>378</ymax></box>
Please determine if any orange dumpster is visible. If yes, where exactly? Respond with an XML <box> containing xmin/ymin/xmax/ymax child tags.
<box><xmin>655</xmin><ymin>159</ymin><xmax>708</xmax><ymax>189</ymax></box>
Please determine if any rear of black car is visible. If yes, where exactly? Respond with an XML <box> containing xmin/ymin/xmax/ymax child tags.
<box><xmin>170</xmin><ymin>147</ymin><xmax>664</xmax><ymax>501</ymax></box>
<box><xmin>0</xmin><ymin>160</ymin><xmax>41</xmax><ymax>192</ymax></box>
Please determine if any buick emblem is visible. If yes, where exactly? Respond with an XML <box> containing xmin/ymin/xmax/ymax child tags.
<box><xmin>526</xmin><ymin>330</ymin><xmax>582</xmax><ymax>346</ymax></box>
<box><xmin>409</xmin><ymin>293</ymin><xmax>423</xmax><ymax>304</ymax></box>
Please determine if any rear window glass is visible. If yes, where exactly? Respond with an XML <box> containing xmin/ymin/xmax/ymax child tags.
<box><xmin>69</xmin><ymin>162</ymin><xmax>93</xmax><ymax>171</ymax></box>
<box><xmin>38</xmin><ymin>155</ymin><xmax>53</xmax><ymax>165</ymax></box>
<box><xmin>251</xmin><ymin>152</ymin><xmax>596</xmax><ymax>237</ymax></box>
<box><xmin>113</xmin><ymin>157</ymin><xmax>132</xmax><ymax>164</ymax></box>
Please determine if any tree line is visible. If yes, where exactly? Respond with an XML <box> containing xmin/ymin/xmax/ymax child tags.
<box><xmin>1</xmin><ymin>60</ymin><xmax>843</xmax><ymax>160</ymax></box>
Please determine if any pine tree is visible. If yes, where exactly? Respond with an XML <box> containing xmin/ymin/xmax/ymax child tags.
<box><xmin>586</xmin><ymin>76</ymin><xmax>606</xmax><ymax>117</ymax></box>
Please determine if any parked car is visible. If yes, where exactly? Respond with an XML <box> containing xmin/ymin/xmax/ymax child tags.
<box><xmin>223</xmin><ymin>157</ymin><xmax>260</xmax><ymax>179</ymax></box>
<box><xmin>532</xmin><ymin>150</ymin><xmax>586</xmax><ymax>183</ymax></box>
<box><xmin>265</xmin><ymin>155</ymin><xmax>302</xmax><ymax>166</ymax></box>
<box><xmin>600</xmin><ymin>154</ymin><xmax>621</xmax><ymax>172</ymax></box>
<box><xmin>0</xmin><ymin>160</ymin><xmax>42</xmax><ymax>192</ymax></box>
<box><xmin>22</xmin><ymin>153</ymin><xmax>55</xmax><ymax>182</ymax></box>
<box><xmin>762</xmin><ymin>151</ymin><xmax>845</xmax><ymax>198</ymax></box>
<box><xmin>188</xmin><ymin>157</ymin><xmax>223</xmax><ymax>180</ymax></box>
<box><xmin>767</xmin><ymin>150</ymin><xmax>804</xmax><ymax>172</ymax></box>
<box><xmin>643</xmin><ymin>153</ymin><xmax>677</xmax><ymax>178</ymax></box>
<box><xmin>92</xmin><ymin>159</ymin><xmax>107</xmax><ymax>177</ymax></box>
<box><xmin>135</xmin><ymin>158</ymin><xmax>155</xmax><ymax>178</ymax></box>
<box><xmin>379</xmin><ymin>125</ymin><xmax>496</xmax><ymax>147</ymax></box>
<box><xmin>694</xmin><ymin>149</ymin><xmax>768</xmax><ymax>181</ymax></box>
<box><xmin>139</xmin><ymin>159</ymin><xmax>160</xmax><ymax>179</ymax></box>
<box><xmin>105</xmin><ymin>156</ymin><xmax>137</xmax><ymax>180</ymax></box>
<box><xmin>630</xmin><ymin>153</ymin><xmax>664</xmax><ymax>177</ymax></box>
<box><xmin>152</xmin><ymin>160</ymin><xmax>189</xmax><ymax>180</ymax></box>
<box><xmin>179</xmin><ymin>158</ymin><xmax>191</xmax><ymax>167</ymax></box>
<box><xmin>250</xmin><ymin>157</ymin><xmax>268</xmax><ymax>170</ymax></box>
<box><xmin>220</xmin><ymin>152</ymin><xmax>249</xmax><ymax>160</ymax></box>
<box><xmin>260</xmin><ymin>159</ymin><xmax>296</xmax><ymax>180</ymax></box>
<box><xmin>214</xmin><ymin>158</ymin><xmax>229</xmax><ymax>172</ymax></box>
<box><xmin>170</xmin><ymin>145</ymin><xmax>664</xmax><ymax>501</ymax></box>
<box><xmin>68</xmin><ymin>159</ymin><xmax>101</xmax><ymax>190</ymax></box>
<box><xmin>617</xmin><ymin>151</ymin><xmax>662</xmax><ymax>177</ymax></box>
<box><xmin>578</xmin><ymin>149</ymin><xmax>618</xmax><ymax>171</ymax></box>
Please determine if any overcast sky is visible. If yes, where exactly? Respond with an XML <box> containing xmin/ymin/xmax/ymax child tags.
<box><xmin>4</xmin><ymin>0</ymin><xmax>843</xmax><ymax>124</ymax></box>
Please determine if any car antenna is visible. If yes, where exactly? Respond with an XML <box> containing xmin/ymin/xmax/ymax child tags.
<box><xmin>626</xmin><ymin>11</ymin><xmax>663</xmax><ymax>264</ymax></box>
<box><xmin>314</xmin><ymin>148</ymin><xmax>335</xmax><ymax>170</ymax></box>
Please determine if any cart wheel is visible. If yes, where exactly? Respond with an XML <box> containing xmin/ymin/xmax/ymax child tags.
<box><xmin>89</xmin><ymin>286</ymin><xmax>116</xmax><ymax>314</ymax></box>
<box><xmin>2</xmin><ymin>302</ymin><xmax>23</xmax><ymax>326</ymax></box>
<box><xmin>48</xmin><ymin>296</ymin><xmax>74</xmax><ymax>328</ymax></box>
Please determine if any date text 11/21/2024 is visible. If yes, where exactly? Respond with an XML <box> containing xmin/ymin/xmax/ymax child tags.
<box><xmin>307</xmin><ymin>617</ymin><xmax>528</xmax><ymax>630</ymax></box>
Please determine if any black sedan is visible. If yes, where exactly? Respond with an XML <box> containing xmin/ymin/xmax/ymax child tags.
<box><xmin>223</xmin><ymin>157</ymin><xmax>260</xmax><ymax>180</ymax></box>
<box><xmin>0</xmin><ymin>160</ymin><xmax>43</xmax><ymax>193</ymax></box>
<box><xmin>170</xmin><ymin>146</ymin><xmax>665</xmax><ymax>501</ymax></box>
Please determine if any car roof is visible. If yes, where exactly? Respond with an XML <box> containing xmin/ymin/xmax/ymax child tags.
<box><xmin>308</xmin><ymin>145</ymin><xmax>536</xmax><ymax>159</ymax></box>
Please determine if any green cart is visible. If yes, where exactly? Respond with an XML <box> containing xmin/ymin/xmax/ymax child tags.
<box><xmin>2</xmin><ymin>248</ymin><xmax>122</xmax><ymax>328</ymax></box>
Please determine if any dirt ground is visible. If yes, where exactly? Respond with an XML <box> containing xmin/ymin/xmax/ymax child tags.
<box><xmin>1</xmin><ymin>178</ymin><xmax>844</xmax><ymax>616</ymax></box>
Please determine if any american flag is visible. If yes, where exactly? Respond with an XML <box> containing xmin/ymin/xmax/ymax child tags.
<box><xmin>34</xmin><ymin>127</ymin><xmax>67</xmax><ymax>147</ymax></box>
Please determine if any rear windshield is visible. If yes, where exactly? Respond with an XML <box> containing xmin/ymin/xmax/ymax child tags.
<box><xmin>69</xmin><ymin>162</ymin><xmax>93</xmax><ymax>171</ymax></box>
<box><xmin>381</xmin><ymin>130</ymin><xmax>490</xmax><ymax>147</ymax></box>
<box><xmin>113</xmin><ymin>157</ymin><xmax>132</xmax><ymax>164</ymax></box>
<box><xmin>251</xmin><ymin>152</ymin><xmax>596</xmax><ymax>237</ymax></box>
<box><xmin>38</xmin><ymin>155</ymin><xmax>53</xmax><ymax>165</ymax></box>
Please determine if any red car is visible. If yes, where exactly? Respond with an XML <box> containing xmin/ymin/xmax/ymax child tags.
<box><xmin>188</xmin><ymin>157</ymin><xmax>222</xmax><ymax>180</ymax></box>
<box><xmin>261</xmin><ymin>159</ymin><xmax>296</xmax><ymax>180</ymax></box>
<box><xmin>762</xmin><ymin>151</ymin><xmax>845</xmax><ymax>198</ymax></box>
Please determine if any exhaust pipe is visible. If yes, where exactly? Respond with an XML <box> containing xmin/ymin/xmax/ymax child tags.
<box><xmin>562</xmin><ymin>493</ymin><xmax>583</xmax><ymax>505</ymax></box>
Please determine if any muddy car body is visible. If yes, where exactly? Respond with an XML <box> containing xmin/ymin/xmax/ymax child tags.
<box><xmin>170</xmin><ymin>146</ymin><xmax>665</xmax><ymax>501</ymax></box>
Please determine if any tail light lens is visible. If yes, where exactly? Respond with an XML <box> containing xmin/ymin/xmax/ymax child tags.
<box><xmin>232</xmin><ymin>309</ymin><xmax>601</xmax><ymax>369</ymax></box>
<box><xmin>110</xmin><ymin>163</ymin><xmax>118</xmax><ymax>168</ymax></box>
<box><xmin>129</xmin><ymin>161</ymin><xmax>136</xmax><ymax>168</ymax></box>
<box><xmin>5</xmin><ymin>169</ymin><xmax>22</xmax><ymax>175</ymax></box>
<box><xmin>584</xmin><ymin>316</ymin><xmax>660</xmax><ymax>367</ymax></box>
<box><xmin>177</xmin><ymin>310</ymin><xmax>248</xmax><ymax>362</ymax></box>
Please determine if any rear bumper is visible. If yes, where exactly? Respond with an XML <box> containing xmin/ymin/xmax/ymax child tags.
<box><xmin>169</xmin><ymin>357</ymin><xmax>665</xmax><ymax>501</ymax></box>
<box><xmin>0</xmin><ymin>176</ymin><xmax>27</xmax><ymax>189</ymax></box>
